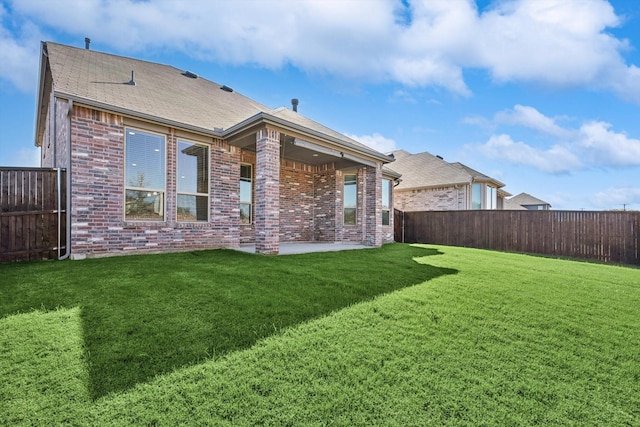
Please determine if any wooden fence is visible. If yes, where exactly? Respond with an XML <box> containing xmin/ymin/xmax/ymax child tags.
<box><xmin>395</xmin><ymin>209</ymin><xmax>640</xmax><ymax>265</ymax></box>
<box><xmin>0</xmin><ymin>168</ymin><xmax>66</xmax><ymax>262</ymax></box>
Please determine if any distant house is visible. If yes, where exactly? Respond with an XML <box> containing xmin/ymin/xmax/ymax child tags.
<box><xmin>35</xmin><ymin>41</ymin><xmax>398</xmax><ymax>258</ymax></box>
<box><xmin>389</xmin><ymin>150</ymin><xmax>510</xmax><ymax>211</ymax></box>
<box><xmin>504</xmin><ymin>193</ymin><xmax>551</xmax><ymax>210</ymax></box>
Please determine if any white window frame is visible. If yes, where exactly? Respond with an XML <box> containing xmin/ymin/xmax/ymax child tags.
<box><xmin>382</xmin><ymin>178</ymin><xmax>391</xmax><ymax>226</ymax></box>
<box><xmin>176</xmin><ymin>139</ymin><xmax>210</xmax><ymax>222</ymax></box>
<box><xmin>343</xmin><ymin>173</ymin><xmax>357</xmax><ymax>225</ymax></box>
<box><xmin>240</xmin><ymin>163</ymin><xmax>253</xmax><ymax>225</ymax></box>
<box><xmin>124</xmin><ymin>127</ymin><xmax>166</xmax><ymax>221</ymax></box>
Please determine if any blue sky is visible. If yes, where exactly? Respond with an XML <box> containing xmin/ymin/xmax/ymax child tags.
<box><xmin>1</xmin><ymin>0</ymin><xmax>639</xmax><ymax>210</ymax></box>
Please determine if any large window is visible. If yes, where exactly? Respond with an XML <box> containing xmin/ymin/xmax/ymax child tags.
<box><xmin>344</xmin><ymin>174</ymin><xmax>357</xmax><ymax>225</ymax></box>
<box><xmin>125</xmin><ymin>129</ymin><xmax>165</xmax><ymax>221</ymax></box>
<box><xmin>177</xmin><ymin>140</ymin><xmax>209</xmax><ymax>221</ymax></box>
<box><xmin>382</xmin><ymin>178</ymin><xmax>391</xmax><ymax>226</ymax></box>
<box><xmin>485</xmin><ymin>185</ymin><xmax>497</xmax><ymax>210</ymax></box>
<box><xmin>240</xmin><ymin>164</ymin><xmax>252</xmax><ymax>224</ymax></box>
<box><xmin>472</xmin><ymin>183</ymin><xmax>498</xmax><ymax>210</ymax></box>
<box><xmin>472</xmin><ymin>183</ymin><xmax>482</xmax><ymax>210</ymax></box>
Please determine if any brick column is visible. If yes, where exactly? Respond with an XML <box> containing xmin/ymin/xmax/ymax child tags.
<box><xmin>255</xmin><ymin>128</ymin><xmax>280</xmax><ymax>254</ymax></box>
<box><xmin>364</xmin><ymin>164</ymin><xmax>382</xmax><ymax>247</ymax></box>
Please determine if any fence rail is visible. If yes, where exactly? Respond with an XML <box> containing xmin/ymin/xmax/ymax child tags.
<box><xmin>395</xmin><ymin>209</ymin><xmax>640</xmax><ymax>265</ymax></box>
<box><xmin>0</xmin><ymin>168</ymin><xmax>66</xmax><ymax>262</ymax></box>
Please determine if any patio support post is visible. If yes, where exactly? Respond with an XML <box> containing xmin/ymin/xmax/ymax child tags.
<box><xmin>364</xmin><ymin>164</ymin><xmax>383</xmax><ymax>247</ymax></box>
<box><xmin>255</xmin><ymin>128</ymin><xmax>280</xmax><ymax>254</ymax></box>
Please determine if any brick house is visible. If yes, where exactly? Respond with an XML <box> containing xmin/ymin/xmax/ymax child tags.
<box><xmin>390</xmin><ymin>150</ymin><xmax>510</xmax><ymax>211</ymax></box>
<box><xmin>504</xmin><ymin>193</ymin><xmax>552</xmax><ymax>210</ymax></box>
<box><xmin>35</xmin><ymin>42</ymin><xmax>399</xmax><ymax>258</ymax></box>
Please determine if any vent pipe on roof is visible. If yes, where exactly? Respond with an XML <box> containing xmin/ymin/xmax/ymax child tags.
<box><xmin>129</xmin><ymin>70</ymin><xmax>136</xmax><ymax>86</ymax></box>
<box><xmin>436</xmin><ymin>155</ymin><xmax>443</xmax><ymax>160</ymax></box>
<box><xmin>291</xmin><ymin>98</ymin><xmax>299</xmax><ymax>112</ymax></box>
<box><xmin>85</xmin><ymin>37</ymin><xmax>91</xmax><ymax>50</ymax></box>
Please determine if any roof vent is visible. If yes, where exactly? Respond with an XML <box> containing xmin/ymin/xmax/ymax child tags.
<box><xmin>183</xmin><ymin>71</ymin><xmax>198</xmax><ymax>79</ymax></box>
<box><xmin>436</xmin><ymin>155</ymin><xmax>443</xmax><ymax>160</ymax></box>
<box><xmin>220</xmin><ymin>85</ymin><xmax>233</xmax><ymax>92</ymax></box>
<box><xmin>291</xmin><ymin>98</ymin><xmax>299</xmax><ymax>112</ymax></box>
<box><xmin>128</xmin><ymin>70</ymin><xmax>136</xmax><ymax>86</ymax></box>
<box><xmin>84</xmin><ymin>37</ymin><xmax>91</xmax><ymax>50</ymax></box>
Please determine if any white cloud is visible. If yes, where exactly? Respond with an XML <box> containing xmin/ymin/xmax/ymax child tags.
<box><xmin>577</xmin><ymin>121</ymin><xmax>640</xmax><ymax>167</ymax></box>
<box><xmin>2</xmin><ymin>0</ymin><xmax>639</xmax><ymax>102</ymax></box>
<box><xmin>0</xmin><ymin>4</ymin><xmax>42</xmax><ymax>92</ymax></box>
<box><xmin>477</xmin><ymin>134</ymin><xmax>582</xmax><ymax>173</ymax></box>
<box><xmin>494</xmin><ymin>105</ymin><xmax>572</xmax><ymax>138</ymax></box>
<box><xmin>592</xmin><ymin>187</ymin><xmax>640</xmax><ymax>210</ymax></box>
<box><xmin>346</xmin><ymin>132</ymin><xmax>397</xmax><ymax>154</ymax></box>
<box><xmin>473</xmin><ymin>105</ymin><xmax>640</xmax><ymax>172</ymax></box>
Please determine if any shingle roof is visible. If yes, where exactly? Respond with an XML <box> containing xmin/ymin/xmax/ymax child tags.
<box><xmin>504</xmin><ymin>192</ymin><xmax>551</xmax><ymax>209</ymax></box>
<box><xmin>389</xmin><ymin>150</ymin><xmax>471</xmax><ymax>190</ymax></box>
<box><xmin>44</xmin><ymin>42</ymin><xmax>267</xmax><ymax>133</ymax></box>
<box><xmin>40</xmin><ymin>42</ymin><xmax>392</xmax><ymax>163</ymax></box>
<box><xmin>449</xmin><ymin>162</ymin><xmax>505</xmax><ymax>187</ymax></box>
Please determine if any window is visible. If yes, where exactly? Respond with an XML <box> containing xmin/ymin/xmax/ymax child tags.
<box><xmin>344</xmin><ymin>174</ymin><xmax>357</xmax><ymax>225</ymax></box>
<box><xmin>382</xmin><ymin>178</ymin><xmax>391</xmax><ymax>226</ymax></box>
<box><xmin>240</xmin><ymin>164</ymin><xmax>252</xmax><ymax>224</ymax></box>
<box><xmin>486</xmin><ymin>186</ymin><xmax>497</xmax><ymax>210</ymax></box>
<box><xmin>472</xmin><ymin>183</ymin><xmax>498</xmax><ymax>210</ymax></box>
<box><xmin>177</xmin><ymin>140</ymin><xmax>209</xmax><ymax>221</ymax></box>
<box><xmin>472</xmin><ymin>183</ymin><xmax>482</xmax><ymax>210</ymax></box>
<box><xmin>125</xmin><ymin>129</ymin><xmax>165</xmax><ymax>221</ymax></box>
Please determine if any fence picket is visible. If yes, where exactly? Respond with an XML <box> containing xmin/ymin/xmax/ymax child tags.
<box><xmin>0</xmin><ymin>168</ymin><xmax>66</xmax><ymax>262</ymax></box>
<box><xmin>395</xmin><ymin>209</ymin><xmax>640</xmax><ymax>266</ymax></box>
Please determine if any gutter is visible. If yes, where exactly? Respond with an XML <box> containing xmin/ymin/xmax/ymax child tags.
<box><xmin>59</xmin><ymin>98</ymin><xmax>73</xmax><ymax>260</ymax></box>
<box><xmin>53</xmin><ymin>93</ymin><xmax>393</xmax><ymax>165</ymax></box>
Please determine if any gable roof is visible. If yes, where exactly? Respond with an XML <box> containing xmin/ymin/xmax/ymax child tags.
<box><xmin>449</xmin><ymin>162</ymin><xmax>505</xmax><ymax>188</ymax></box>
<box><xmin>36</xmin><ymin>42</ymin><xmax>392</xmax><ymax>164</ymax></box>
<box><xmin>389</xmin><ymin>150</ymin><xmax>470</xmax><ymax>190</ymax></box>
<box><xmin>389</xmin><ymin>150</ymin><xmax>505</xmax><ymax>190</ymax></box>
<box><xmin>504</xmin><ymin>192</ymin><xmax>551</xmax><ymax>209</ymax></box>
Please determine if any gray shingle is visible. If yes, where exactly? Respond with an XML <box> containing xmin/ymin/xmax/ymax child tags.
<box><xmin>44</xmin><ymin>42</ymin><xmax>392</xmax><ymax>163</ymax></box>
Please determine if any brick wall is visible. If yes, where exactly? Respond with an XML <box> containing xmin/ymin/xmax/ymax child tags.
<box><xmin>63</xmin><ymin>106</ymin><xmax>388</xmax><ymax>257</ymax></box>
<box><xmin>255</xmin><ymin>128</ymin><xmax>280</xmax><ymax>254</ymax></box>
<box><xmin>68</xmin><ymin>106</ymin><xmax>241</xmax><ymax>258</ymax></box>
<box><xmin>313</xmin><ymin>165</ymin><xmax>338</xmax><ymax>242</ymax></box>
<box><xmin>395</xmin><ymin>186</ymin><xmax>467</xmax><ymax>211</ymax></box>
<box><xmin>279</xmin><ymin>160</ymin><xmax>315</xmax><ymax>242</ymax></box>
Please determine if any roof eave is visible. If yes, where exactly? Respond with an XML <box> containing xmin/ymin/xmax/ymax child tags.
<box><xmin>54</xmin><ymin>92</ymin><xmax>225</xmax><ymax>139</ymax></box>
<box><xmin>223</xmin><ymin>112</ymin><xmax>394</xmax><ymax>164</ymax></box>
<box><xmin>396</xmin><ymin>181</ymin><xmax>470</xmax><ymax>191</ymax></box>
<box><xmin>34</xmin><ymin>41</ymin><xmax>48</xmax><ymax>147</ymax></box>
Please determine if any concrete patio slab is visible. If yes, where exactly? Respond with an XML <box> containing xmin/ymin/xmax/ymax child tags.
<box><xmin>236</xmin><ymin>242</ymin><xmax>369</xmax><ymax>255</ymax></box>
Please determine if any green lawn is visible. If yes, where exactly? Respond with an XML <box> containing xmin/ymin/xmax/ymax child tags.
<box><xmin>1</xmin><ymin>244</ymin><xmax>639</xmax><ymax>426</ymax></box>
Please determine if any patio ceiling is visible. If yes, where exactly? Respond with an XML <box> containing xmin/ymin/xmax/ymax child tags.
<box><xmin>230</xmin><ymin>133</ymin><xmax>372</xmax><ymax>169</ymax></box>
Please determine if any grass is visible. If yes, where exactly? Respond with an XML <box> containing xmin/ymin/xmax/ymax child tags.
<box><xmin>0</xmin><ymin>244</ymin><xmax>452</xmax><ymax>399</ymax></box>
<box><xmin>1</xmin><ymin>244</ymin><xmax>639</xmax><ymax>425</ymax></box>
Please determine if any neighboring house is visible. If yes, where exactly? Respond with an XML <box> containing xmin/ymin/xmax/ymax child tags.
<box><xmin>389</xmin><ymin>150</ymin><xmax>510</xmax><ymax>211</ymax></box>
<box><xmin>504</xmin><ymin>193</ymin><xmax>552</xmax><ymax>210</ymax></box>
<box><xmin>35</xmin><ymin>41</ymin><xmax>399</xmax><ymax>258</ymax></box>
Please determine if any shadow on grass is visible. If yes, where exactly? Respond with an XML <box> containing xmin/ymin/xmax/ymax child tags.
<box><xmin>0</xmin><ymin>244</ymin><xmax>455</xmax><ymax>399</ymax></box>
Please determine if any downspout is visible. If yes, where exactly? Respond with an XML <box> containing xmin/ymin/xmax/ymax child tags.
<box><xmin>59</xmin><ymin>99</ymin><xmax>73</xmax><ymax>260</ymax></box>
<box><xmin>53</xmin><ymin>97</ymin><xmax>60</xmax><ymax>258</ymax></box>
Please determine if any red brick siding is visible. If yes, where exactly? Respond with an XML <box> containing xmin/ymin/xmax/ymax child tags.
<box><xmin>255</xmin><ymin>128</ymin><xmax>280</xmax><ymax>254</ymax></box>
<box><xmin>313</xmin><ymin>166</ymin><xmax>338</xmax><ymax>242</ymax></box>
<box><xmin>69</xmin><ymin>106</ymin><xmax>240</xmax><ymax>258</ymax></box>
